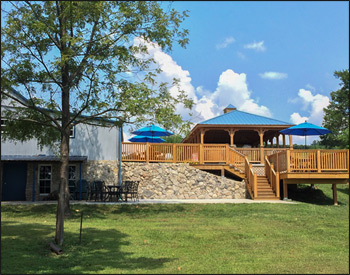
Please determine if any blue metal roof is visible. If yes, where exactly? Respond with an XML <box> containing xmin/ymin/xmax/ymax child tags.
<box><xmin>199</xmin><ymin>109</ymin><xmax>292</xmax><ymax>125</ymax></box>
<box><xmin>1</xmin><ymin>155</ymin><xmax>88</xmax><ymax>161</ymax></box>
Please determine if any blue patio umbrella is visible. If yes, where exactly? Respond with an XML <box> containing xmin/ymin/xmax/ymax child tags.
<box><xmin>280</xmin><ymin>121</ymin><xmax>331</xmax><ymax>148</ymax></box>
<box><xmin>132</xmin><ymin>125</ymin><xmax>174</xmax><ymax>137</ymax></box>
<box><xmin>128</xmin><ymin>135</ymin><xmax>165</xmax><ymax>143</ymax></box>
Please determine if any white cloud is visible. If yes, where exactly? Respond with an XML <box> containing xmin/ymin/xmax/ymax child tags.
<box><xmin>290</xmin><ymin>112</ymin><xmax>308</xmax><ymax>124</ymax></box>
<box><xmin>131</xmin><ymin>37</ymin><xmax>272</xmax><ymax>126</ymax></box>
<box><xmin>216</xmin><ymin>36</ymin><xmax>235</xmax><ymax>49</ymax></box>
<box><xmin>289</xmin><ymin>88</ymin><xmax>330</xmax><ymax>126</ymax></box>
<box><xmin>259</xmin><ymin>72</ymin><xmax>288</xmax><ymax>80</ymax></box>
<box><xmin>211</xmin><ymin>69</ymin><xmax>272</xmax><ymax>117</ymax></box>
<box><xmin>244</xmin><ymin>41</ymin><xmax>266</xmax><ymax>52</ymax></box>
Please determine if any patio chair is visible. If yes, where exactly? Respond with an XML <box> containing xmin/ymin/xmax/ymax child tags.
<box><xmin>120</xmin><ymin>181</ymin><xmax>133</xmax><ymax>202</ymax></box>
<box><xmin>120</xmin><ymin>181</ymin><xmax>140</xmax><ymax>202</ymax></box>
<box><xmin>130</xmin><ymin>181</ymin><xmax>140</xmax><ymax>202</ymax></box>
<box><xmin>75</xmin><ymin>179</ymin><xmax>89</xmax><ymax>201</ymax></box>
<box><xmin>92</xmin><ymin>180</ymin><xmax>107</xmax><ymax>202</ymax></box>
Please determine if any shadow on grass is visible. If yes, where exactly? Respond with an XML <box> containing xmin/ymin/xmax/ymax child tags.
<box><xmin>288</xmin><ymin>184</ymin><xmax>346</xmax><ymax>206</ymax></box>
<box><xmin>337</xmin><ymin>185</ymin><xmax>349</xmax><ymax>195</ymax></box>
<box><xmin>1</xmin><ymin>219</ymin><xmax>175</xmax><ymax>274</ymax></box>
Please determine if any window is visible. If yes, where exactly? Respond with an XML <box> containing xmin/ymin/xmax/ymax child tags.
<box><xmin>69</xmin><ymin>125</ymin><xmax>75</xmax><ymax>138</ymax></box>
<box><xmin>39</xmin><ymin>165</ymin><xmax>52</xmax><ymax>194</ymax></box>
<box><xmin>68</xmin><ymin>165</ymin><xmax>76</xmax><ymax>188</ymax></box>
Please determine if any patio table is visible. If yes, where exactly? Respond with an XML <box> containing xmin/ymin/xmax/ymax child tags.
<box><xmin>105</xmin><ymin>185</ymin><xmax>124</xmax><ymax>202</ymax></box>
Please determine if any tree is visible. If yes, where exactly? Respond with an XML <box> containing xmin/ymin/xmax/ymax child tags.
<box><xmin>163</xmin><ymin>134</ymin><xmax>184</xmax><ymax>143</ymax></box>
<box><xmin>320</xmin><ymin>69</ymin><xmax>349</xmax><ymax>149</ymax></box>
<box><xmin>1</xmin><ymin>1</ymin><xmax>192</xmax><ymax>245</ymax></box>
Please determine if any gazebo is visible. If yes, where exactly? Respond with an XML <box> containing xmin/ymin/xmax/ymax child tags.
<box><xmin>182</xmin><ymin>104</ymin><xmax>295</xmax><ymax>163</ymax></box>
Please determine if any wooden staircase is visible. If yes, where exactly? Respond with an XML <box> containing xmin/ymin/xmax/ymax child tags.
<box><xmin>255</xmin><ymin>175</ymin><xmax>279</xmax><ymax>200</ymax></box>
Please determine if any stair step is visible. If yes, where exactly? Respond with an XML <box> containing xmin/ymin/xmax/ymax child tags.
<box><xmin>258</xmin><ymin>191</ymin><xmax>275</xmax><ymax>195</ymax></box>
<box><xmin>254</xmin><ymin>196</ymin><xmax>280</xmax><ymax>200</ymax></box>
<box><xmin>257</xmin><ymin>191</ymin><xmax>276</xmax><ymax>195</ymax></box>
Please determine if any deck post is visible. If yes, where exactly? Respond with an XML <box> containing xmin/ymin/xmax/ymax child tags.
<box><xmin>146</xmin><ymin>142</ymin><xmax>150</xmax><ymax>163</ymax></box>
<box><xmin>317</xmin><ymin>150</ymin><xmax>321</xmax><ymax>173</ymax></box>
<box><xmin>332</xmin><ymin>184</ymin><xmax>338</xmax><ymax>205</ymax></box>
<box><xmin>276</xmin><ymin>172</ymin><xmax>280</xmax><ymax>198</ymax></box>
<box><xmin>282</xmin><ymin>134</ymin><xmax>286</xmax><ymax>148</ymax></box>
<box><xmin>283</xmin><ymin>180</ymin><xmax>288</xmax><ymax>200</ymax></box>
<box><xmin>221</xmin><ymin>168</ymin><xmax>225</xmax><ymax>177</ymax></box>
<box><xmin>226</xmin><ymin>144</ymin><xmax>229</xmax><ymax>164</ymax></box>
<box><xmin>254</xmin><ymin>173</ymin><xmax>258</xmax><ymax>198</ymax></box>
<box><xmin>199</xmin><ymin>144</ymin><xmax>204</xmax><ymax>164</ymax></box>
<box><xmin>173</xmin><ymin>144</ymin><xmax>176</xmax><ymax>163</ymax></box>
<box><xmin>286</xmin><ymin>150</ymin><xmax>291</xmax><ymax>173</ymax></box>
<box><xmin>270</xmin><ymin>163</ymin><xmax>274</xmax><ymax>184</ymax></box>
<box><xmin>289</xmin><ymin>135</ymin><xmax>293</xmax><ymax>150</ymax></box>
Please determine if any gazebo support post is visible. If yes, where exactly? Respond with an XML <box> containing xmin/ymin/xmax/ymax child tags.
<box><xmin>258</xmin><ymin>129</ymin><xmax>265</xmax><ymax>164</ymax></box>
<box><xmin>200</xmin><ymin>129</ymin><xmax>205</xmax><ymax>144</ymax></box>
<box><xmin>283</xmin><ymin>181</ymin><xmax>288</xmax><ymax>200</ymax></box>
<box><xmin>332</xmin><ymin>184</ymin><xmax>338</xmax><ymax>205</ymax></box>
<box><xmin>289</xmin><ymin>135</ymin><xmax>293</xmax><ymax>150</ymax></box>
<box><xmin>282</xmin><ymin>134</ymin><xmax>286</xmax><ymax>148</ymax></box>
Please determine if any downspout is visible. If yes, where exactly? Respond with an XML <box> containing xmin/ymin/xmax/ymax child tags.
<box><xmin>32</xmin><ymin>163</ymin><xmax>36</xmax><ymax>202</ymax></box>
<box><xmin>118</xmin><ymin>124</ymin><xmax>123</xmax><ymax>186</ymax></box>
<box><xmin>79</xmin><ymin>162</ymin><xmax>82</xmax><ymax>200</ymax></box>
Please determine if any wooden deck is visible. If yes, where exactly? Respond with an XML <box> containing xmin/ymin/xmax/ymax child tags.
<box><xmin>122</xmin><ymin>143</ymin><xmax>349</xmax><ymax>202</ymax></box>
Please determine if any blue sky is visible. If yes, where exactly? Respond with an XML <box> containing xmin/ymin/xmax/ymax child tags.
<box><xmin>140</xmin><ymin>1</ymin><xmax>348</xmax><ymax>144</ymax></box>
<box><xmin>2</xmin><ymin>1</ymin><xmax>348</xmax><ymax>144</ymax></box>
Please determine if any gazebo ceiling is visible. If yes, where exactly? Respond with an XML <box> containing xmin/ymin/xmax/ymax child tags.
<box><xmin>182</xmin><ymin>105</ymin><xmax>294</xmax><ymax>145</ymax></box>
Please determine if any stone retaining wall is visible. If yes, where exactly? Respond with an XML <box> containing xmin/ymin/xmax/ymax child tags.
<box><xmin>120</xmin><ymin>162</ymin><xmax>247</xmax><ymax>199</ymax></box>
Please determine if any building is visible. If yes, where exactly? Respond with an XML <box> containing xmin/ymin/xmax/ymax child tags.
<box><xmin>1</xmin><ymin>88</ymin><xmax>121</xmax><ymax>201</ymax></box>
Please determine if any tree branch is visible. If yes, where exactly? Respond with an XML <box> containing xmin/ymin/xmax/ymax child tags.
<box><xmin>24</xmin><ymin>1</ymin><xmax>62</xmax><ymax>50</ymax></box>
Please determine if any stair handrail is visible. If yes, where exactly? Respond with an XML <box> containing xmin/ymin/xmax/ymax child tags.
<box><xmin>265</xmin><ymin>156</ymin><xmax>280</xmax><ymax>198</ymax></box>
<box><xmin>228</xmin><ymin>147</ymin><xmax>246</xmax><ymax>174</ymax></box>
<box><xmin>245</xmin><ymin>156</ymin><xmax>257</xmax><ymax>199</ymax></box>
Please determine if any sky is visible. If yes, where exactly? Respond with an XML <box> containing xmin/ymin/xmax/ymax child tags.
<box><xmin>126</xmin><ymin>1</ymin><xmax>349</xmax><ymax>144</ymax></box>
<box><xmin>2</xmin><ymin>1</ymin><xmax>349</xmax><ymax>145</ymax></box>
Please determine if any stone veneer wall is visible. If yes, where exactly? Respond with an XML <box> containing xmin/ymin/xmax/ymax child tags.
<box><xmin>120</xmin><ymin>162</ymin><xmax>247</xmax><ymax>199</ymax></box>
<box><xmin>21</xmin><ymin>160</ymin><xmax>246</xmax><ymax>201</ymax></box>
<box><xmin>82</xmin><ymin>160</ymin><xmax>118</xmax><ymax>185</ymax></box>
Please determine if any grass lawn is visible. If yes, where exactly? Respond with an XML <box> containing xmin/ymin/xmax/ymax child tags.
<box><xmin>1</xmin><ymin>184</ymin><xmax>349</xmax><ymax>274</ymax></box>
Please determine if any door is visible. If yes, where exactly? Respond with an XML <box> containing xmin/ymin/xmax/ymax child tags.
<box><xmin>1</xmin><ymin>162</ymin><xmax>27</xmax><ymax>201</ymax></box>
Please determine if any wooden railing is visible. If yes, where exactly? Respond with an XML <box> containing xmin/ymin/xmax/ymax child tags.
<box><xmin>228</xmin><ymin>147</ymin><xmax>246</xmax><ymax>174</ymax></box>
<box><xmin>245</xmin><ymin>157</ymin><xmax>257</xmax><ymax>198</ymax></box>
<box><xmin>122</xmin><ymin>143</ymin><xmax>349</xmax><ymax>175</ymax></box>
<box><xmin>265</xmin><ymin>156</ymin><xmax>280</xmax><ymax>198</ymax></box>
<box><xmin>267</xmin><ymin>149</ymin><xmax>349</xmax><ymax>173</ymax></box>
<box><xmin>203</xmin><ymin>144</ymin><xmax>226</xmax><ymax>163</ymax></box>
<box><xmin>236</xmin><ymin>148</ymin><xmax>261</xmax><ymax>163</ymax></box>
<box><xmin>235</xmin><ymin>148</ymin><xmax>287</xmax><ymax>163</ymax></box>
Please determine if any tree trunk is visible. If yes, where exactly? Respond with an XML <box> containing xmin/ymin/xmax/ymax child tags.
<box><xmin>55</xmin><ymin>24</ymin><xmax>71</xmax><ymax>242</ymax></box>
<box><xmin>55</xmin><ymin>130</ymin><xmax>69</xmax><ymax>245</ymax></box>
